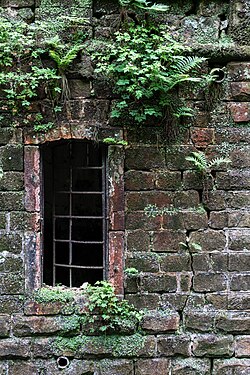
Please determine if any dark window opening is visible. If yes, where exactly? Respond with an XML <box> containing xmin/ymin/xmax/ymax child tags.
<box><xmin>41</xmin><ymin>140</ymin><xmax>107</xmax><ymax>287</ymax></box>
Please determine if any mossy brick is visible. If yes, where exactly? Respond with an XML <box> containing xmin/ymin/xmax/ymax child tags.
<box><xmin>171</xmin><ymin>358</ymin><xmax>211</xmax><ymax>375</ymax></box>
<box><xmin>125</xmin><ymin>171</ymin><xmax>155</xmax><ymax>191</ymax></box>
<box><xmin>182</xmin><ymin>170</ymin><xmax>203</xmax><ymax>190</ymax></box>
<box><xmin>160</xmin><ymin>254</ymin><xmax>191</xmax><ymax>272</ymax></box>
<box><xmin>126</xmin><ymin>253</ymin><xmax>159</xmax><ymax>273</ymax></box>
<box><xmin>124</xmin><ymin>275</ymin><xmax>140</xmax><ymax>293</ymax></box>
<box><xmin>0</xmin><ymin>233</ymin><xmax>22</xmax><ymax>254</ymax></box>
<box><xmin>174</xmin><ymin>190</ymin><xmax>200</xmax><ymax>209</ymax></box>
<box><xmin>230</xmin><ymin>82</ymin><xmax>250</xmax><ymax>100</ymax></box>
<box><xmin>125</xmin><ymin>147</ymin><xmax>165</xmax><ymax>170</ymax></box>
<box><xmin>125</xmin><ymin>293</ymin><xmax>160</xmax><ymax>310</ymax></box>
<box><xmin>97</xmin><ymin>359</ymin><xmax>134</xmax><ymax>375</ymax></box>
<box><xmin>228</xmin><ymin>211</ymin><xmax>250</xmax><ymax>227</ymax></box>
<box><xmin>152</xmin><ymin>230</ymin><xmax>186</xmax><ymax>252</ymax></box>
<box><xmin>68</xmin><ymin>80</ymin><xmax>91</xmax><ymax>99</ymax></box>
<box><xmin>228</xmin><ymin>102</ymin><xmax>250</xmax><ymax>122</ymax></box>
<box><xmin>157</xmin><ymin>334</ymin><xmax>191</xmax><ymax>357</ymax></box>
<box><xmin>184</xmin><ymin>310</ymin><xmax>216</xmax><ymax>332</ymax></box>
<box><xmin>228</xmin><ymin>229</ymin><xmax>250</xmax><ymax>251</ymax></box>
<box><xmin>216</xmin><ymin>171</ymin><xmax>250</xmax><ymax>190</ymax></box>
<box><xmin>163</xmin><ymin>211</ymin><xmax>185</xmax><ymax>230</ymax></box>
<box><xmin>228</xmin><ymin>294</ymin><xmax>250</xmax><ymax>310</ymax></box>
<box><xmin>193</xmin><ymin>273</ymin><xmax>227</xmax><ymax>292</ymax></box>
<box><xmin>12</xmin><ymin>315</ymin><xmax>80</xmax><ymax>336</ymax></box>
<box><xmin>210</xmin><ymin>253</ymin><xmax>228</xmax><ymax>272</ymax></box>
<box><xmin>0</xmin><ymin>315</ymin><xmax>10</xmax><ymax>337</ymax></box>
<box><xmin>0</xmin><ymin>296</ymin><xmax>23</xmax><ymax>314</ymax></box>
<box><xmin>189</xmin><ymin>229</ymin><xmax>226</xmax><ymax>252</ymax></box>
<box><xmin>182</xmin><ymin>211</ymin><xmax>208</xmax><ymax>230</ymax></box>
<box><xmin>24</xmin><ymin>300</ymin><xmax>74</xmax><ymax>315</ymax></box>
<box><xmin>93</xmin><ymin>0</ymin><xmax>119</xmax><ymax>16</ymax></box>
<box><xmin>135</xmin><ymin>358</ymin><xmax>170</xmax><ymax>375</ymax></box>
<box><xmin>203</xmin><ymin>190</ymin><xmax>227</xmax><ymax>210</ymax></box>
<box><xmin>193</xmin><ymin>334</ymin><xmax>234</xmax><ymax>357</ymax></box>
<box><xmin>141</xmin><ymin>274</ymin><xmax>177</xmax><ymax>293</ymax></box>
<box><xmin>141</xmin><ymin>312</ymin><xmax>179</xmax><ymax>333</ymax></box>
<box><xmin>231</xmin><ymin>274</ymin><xmax>250</xmax><ymax>291</ymax></box>
<box><xmin>165</xmin><ymin>146</ymin><xmax>196</xmax><ymax>170</ymax></box>
<box><xmin>228</xmin><ymin>192</ymin><xmax>250</xmax><ymax>209</ymax></box>
<box><xmin>126</xmin><ymin>230</ymin><xmax>150</xmax><ymax>252</ymax></box>
<box><xmin>191</xmin><ymin>127</ymin><xmax>215</xmax><ymax>148</ymax></box>
<box><xmin>192</xmin><ymin>254</ymin><xmax>210</xmax><ymax>271</ymax></box>
<box><xmin>161</xmin><ymin>293</ymin><xmax>188</xmax><ymax>310</ymax></box>
<box><xmin>126</xmin><ymin>212</ymin><xmax>162</xmax><ymax>231</ymax></box>
<box><xmin>0</xmin><ymin>213</ymin><xmax>5</xmax><ymax>229</ymax></box>
<box><xmin>0</xmin><ymin>255</ymin><xmax>23</xmax><ymax>273</ymax></box>
<box><xmin>0</xmin><ymin>272</ymin><xmax>24</xmax><ymax>294</ymax></box>
<box><xmin>216</xmin><ymin>312</ymin><xmax>250</xmax><ymax>333</ymax></box>
<box><xmin>215</xmin><ymin>127</ymin><xmax>250</xmax><ymax>144</ymax></box>
<box><xmin>209</xmin><ymin>211</ymin><xmax>228</xmax><ymax>229</ymax></box>
<box><xmin>213</xmin><ymin>358</ymin><xmax>250</xmax><ymax>374</ymax></box>
<box><xmin>227</xmin><ymin>62</ymin><xmax>250</xmax><ymax>81</ymax></box>
<box><xmin>155</xmin><ymin>171</ymin><xmax>182</xmax><ymax>190</ymax></box>
<box><xmin>0</xmin><ymin>128</ymin><xmax>22</xmax><ymax>145</ymax></box>
<box><xmin>235</xmin><ymin>336</ymin><xmax>250</xmax><ymax>357</ymax></box>
<box><xmin>0</xmin><ymin>192</ymin><xmax>24</xmax><ymax>211</ymax></box>
<box><xmin>205</xmin><ymin>293</ymin><xmax>228</xmax><ymax>310</ymax></box>
<box><xmin>0</xmin><ymin>172</ymin><xmax>23</xmax><ymax>191</ymax></box>
<box><xmin>180</xmin><ymin>273</ymin><xmax>193</xmax><ymax>292</ymax></box>
<box><xmin>229</xmin><ymin>253</ymin><xmax>250</xmax><ymax>271</ymax></box>
<box><xmin>9</xmin><ymin>212</ymin><xmax>40</xmax><ymax>231</ymax></box>
<box><xmin>0</xmin><ymin>145</ymin><xmax>23</xmax><ymax>171</ymax></box>
<box><xmin>126</xmin><ymin>191</ymin><xmax>174</xmax><ymax>211</ymax></box>
<box><xmin>4</xmin><ymin>0</ymin><xmax>35</xmax><ymax>6</ymax></box>
<box><xmin>0</xmin><ymin>338</ymin><xmax>30</xmax><ymax>358</ymax></box>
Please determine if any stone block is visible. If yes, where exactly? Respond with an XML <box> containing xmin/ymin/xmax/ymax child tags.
<box><xmin>230</xmin><ymin>82</ymin><xmax>250</xmax><ymax>100</ymax></box>
<box><xmin>163</xmin><ymin>212</ymin><xmax>185</xmax><ymax>230</ymax></box>
<box><xmin>0</xmin><ymin>233</ymin><xmax>22</xmax><ymax>254</ymax></box>
<box><xmin>228</xmin><ymin>293</ymin><xmax>250</xmax><ymax>310</ymax></box>
<box><xmin>193</xmin><ymin>334</ymin><xmax>234</xmax><ymax>357</ymax></box>
<box><xmin>0</xmin><ymin>192</ymin><xmax>24</xmax><ymax>211</ymax></box>
<box><xmin>228</xmin><ymin>102</ymin><xmax>250</xmax><ymax>122</ymax></box>
<box><xmin>141</xmin><ymin>274</ymin><xmax>177</xmax><ymax>293</ymax></box>
<box><xmin>68</xmin><ymin>80</ymin><xmax>91</xmax><ymax>98</ymax></box>
<box><xmin>0</xmin><ymin>339</ymin><xmax>30</xmax><ymax>358</ymax></box>
<box><xmin>98</xmin><ymin>359</ymin><xmax>134</xmax><ymax>375</ymax></box>
<box><xmin>228</xmin><ymin>192</ymin><xmax>250</xmax><ymax>209</ymax></box>
<box><xmin>184</xmin><ymin>310</ymin><xmax>216</xmax><ymax>332</ymax></box>
<box><xmin>203</xmin><ymin>190</ymin><xmax>227</xmax><ymax>210</ymax></box>
<box><xmin>192</xmin><ymin>253</ymin><xmax>227</xmax><ymax>272</ymax></box>
<box><xmin>0</xmin><ymin>272</ymin><xmax>24</xmax><ymax>294</ymax></box>
<box><xmin>0</xmin><ymin>213</ymin><xmax>5</xmax><ymax>229</ymax></box>
<box><xmin>165</xmin><ymin>145</ymin><xmax>196</xmax><ymax>171</ymax></box>
<box><xmin>126</xmin><ymin>230</ymin><xmax>150</xmax><ymax>252</ymax></box>
<box><xmin>160</xmin><ymin>254</ymin><xmax>191</xmax><ymax>272</ymax></box>
<box><xmin>126</xmin><ymin>253</ymin><xmax>159</xmax><ymax>273</ymax></box>
<box><xmin>9</xmin><ymin>212</ymin><xmax>40</xmax><ymax>232</ymax></box>
<box><xmin>141</xmin><ymin>311</ymin><xmax>180</xmax><ymax>333</ymax></box>
<box><xmin>161</xmin><ymin>293</ymin><xmax>188</xmax><ymax>311</ymax></box>
<box><xmin>0</xmin><ymin>145</ymin><xmax>23</xmax><ymax>171</ymax></box>
<box><xmin>126</xmin><ymin>212</ymin><xmax>162</xmax><ymax>231</ymax></box>
<box><xmin>189</xmin><ymin>230</ymin><xmax>226</xmax><ymax>252</ymax></box>
<box><xmin>191</xmin><ymin>127</ymin><xmax>215</xmax><ymax>148</ymax></box>
<box><xmin>205</xmin><ymin>293</ymin><xmax>228</xmax><ymax>309</ymax></box>
<box><xmin>182</xmin><ymin>170</ymin><xmax>203</xmax><ymax>190</ymax></box>
<box><xmin>125</xmin><ymin>293</ymin><xmax>161</xmax><ymax>310</ymax></box>
<box><xmin>171</xmin><ymin>358</ymin><xmax>211</xmax><ymax>375</ymax></box>
<box><xmin>126</xmin><ymin>191</ymin><xmax>173</xmax><ymax>211</ymax></box>
<box><xmin>228</xmin><ymin>211</ymin><xmax>250</xmax><ymax>228</ymax></box>
<box><xmin>0</xmin><ymin>128</ymin><xmax>22</xmax><ymax>145</ymax></box>
<box><xmin>0</xmin><ymin>254</ymin><xmax>23</xmax><ymax>273</ymax></box>
<box><xmin>0</xmin><ymin>315</ymin><xmax>10</xmax><ymax>337</ymax></box>
<box><xmin>231</xmin><ymin>274</ymin><xmax>250</xmax><ymax>291</ymax></box>
<box><xmin>0</xmin><ymin>172</ymin><xmax>23</xmax><ymax>191</ymax></box>
<box><xmin>24</xmin><ymin>301</ymin><xmax>73</xmax><ymax>316</ymax></box>
<box><xmin>125</xmin><ymin>147</ymin><xmax>165</xmax><ymax>170</ymax></box>
<box><xmin>217</xmin><ymin>171</ymin><xmax>250</xmax><ymax>190</ymax></box>
<box><xmin>152</xmin><ymin>230</ymin><xmax>186</xmax><ymax>252</ymax></box>
<box><xmin>231</xmin><ymin>146</ymin><xmax>250</xmax><ymax>168</ymax></box>
<box><xmin>215</xmin><ymin>127</ymin><xmax>250</xmax><ymax>144</ymax></box>
<box><xmin>209</xmin><ymin>211</ymin><xmax>228</xmax><ymax>229</ymax></box>
<box><xmin>135</xmin><ymin>358</ymin><xmax>170</xmax><ymax>375</ymax></box>
<box><xmin>228</xmin><ymin>229</ymin><xmax>250</xmax><ymax>251</ymax></box>
<box><xmin>155</xmin><ymin>171</ymin><xmax>182</xmax><ymax>190</ymax></box>
<box><xmin>227</xmin><ymin>62</ymin><xmax>250</xmax><ymax>81</ymax></box>
<box><xmin>235</xmin><ymin>336</ymin><xmax>250</xmax><ymax>357</ymax></box>
<box><xmin>193</xmin><ymin>273</ymin><xmax>227</xmax><ymax>292</ymax></box>
<box><xmin>213</xmin><ymin>358</ymin><xmax>250</xmax><ymax>375</ymax></box>
<box><xmin>216</xmin><ymin>312</ymin><xmax>250</xmax><ymax>333</ymax></box>
<box><xmin>229</xmin><ymin>253</ymin><xmax>250</xmax><ymax>271</ymax></box>
<box><xmin>12</xmin><ymin>315</ymin><xmax>80</xmax><ymax>336</ymax></box>
<box><xmin>174</xmin><ymin>191</ymin><xmax>200</xmax><ymax>209</ymax></box>
<box><xmin>157</xmin><ymin>334</ymin><xmax>191</xmax><ymax>356</ymax></box>
<box><xmin>125</xmin><ymin>171</ymin><xmax>155</xmax><ymax>191</ymax></box>
<box><xmin>182</xmin><ymin>211</ymin><xmax>208</xmax><ymax>230</ymax></box>
<box><xmin>0</xmin><ymin>296</ymin><xmax>23</xmax><ymax>314</ymax></box>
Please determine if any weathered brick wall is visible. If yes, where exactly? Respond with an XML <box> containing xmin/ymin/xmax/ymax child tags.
<box><xmin>0</xmin><ymin>0</ymin><xmax>250</xmax><ymax>374</ymax></box>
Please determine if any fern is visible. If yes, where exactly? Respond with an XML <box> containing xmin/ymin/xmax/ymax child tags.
<box><xmin>119</xmin><ymin>0</ymin><xmax>169</xmax><ymax>11</ymax></box>
<box><xmin>208</xmin><ymin>157</ymin><xmax>231</xmax><ymax>169</ymax></box>
<box><xmin>186</xmin><ymin>152</ymin><xmax>208</xmax><ymax>173</ymax></box>
<box><xmin>49</xmin><ymin>45</ymin><xmax>82</xmax><ymax>71</ymax></box>
<box><xmin>172</xmin><ymin>56</ymin><xmax>206</xmax><ymax>74</ymax></box>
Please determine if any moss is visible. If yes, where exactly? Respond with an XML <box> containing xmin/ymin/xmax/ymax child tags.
<box><xmin>33</xmin><ymin>286</ymin><xmax>74</xmax><ymax>303</ymax></box>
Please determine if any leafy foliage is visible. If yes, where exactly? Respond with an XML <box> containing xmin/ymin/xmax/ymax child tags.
<box><xmin>33</xmin><ymin>285</ymin><xmax>74</xmax><ymax>303</ymax></box>
<box><xmin>94</xmin><ymin>24</ymin><xmax>211</xmax><ymax>126</ymax></box>
<box><xmin>84</xmin><ymin>281</ymin><xmax>143</xmax><ymax>333</ymax></box>
<box><xmin>119</xmin><ymin>0</ymin><xmax>169</xmax><ymax>12</ymax></box>
<box><xmin>185</xmin><ymin>151</ymin><xmax>231</xmax><ymax>174</ymax></box>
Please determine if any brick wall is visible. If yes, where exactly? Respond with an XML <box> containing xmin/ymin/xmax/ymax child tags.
<box><xmin>0</xmin><ymin>0</ymin><xmax>250</xmax><ymax>374</ymax></box>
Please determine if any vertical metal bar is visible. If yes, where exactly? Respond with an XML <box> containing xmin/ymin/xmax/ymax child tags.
<box><xmin>69</xmin><ymin>141</ymin><xmax>72</xmax><ymax>288</ymax></box>
<box><xmin>52</xmin><ymin>146</ymin><xmax>56</xmax><ymax>287</ymax></box>
<box><xmin>102</xmin><ymin>145</ymin><xmax>107</xmax><ymax>280</ymax></box>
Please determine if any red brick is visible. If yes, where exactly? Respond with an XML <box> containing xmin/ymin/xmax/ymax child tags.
<box><xmin>152</xmin><ymin>230</ymin><xmax>186</xmax><ymax>252</ymax></box>
<box><xmin>142</xmin><ymin>312</ymin><xmax>180</xmax><ymax>333</ymax></box>
<box><xmin>228</xmin><ymin>102</ymin><xmax>250</xmax><ymax>122</ymax></box>
<box><xmin>191</xmin><ymin>127</ymin><xmax>215</xmax><ymax>148</ymax></box>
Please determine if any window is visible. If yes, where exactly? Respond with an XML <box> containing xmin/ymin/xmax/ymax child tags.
<box><xmin>41</xmin><ymin>140</ymin><xmax>107</xmax><ymax>287</ymax></box>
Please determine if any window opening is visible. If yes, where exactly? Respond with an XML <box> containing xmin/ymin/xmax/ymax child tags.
<box><xmin>42</xmin><ymin>140</ymin><xmax>107</xmax><ymax>287</ymax></box>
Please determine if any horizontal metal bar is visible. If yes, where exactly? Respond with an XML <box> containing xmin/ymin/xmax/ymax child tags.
<box><xmin>72</xmin><ymin>167</ymin><xmax>103</xmax><ymax>170</ymax></box>
<box><xmin>55</xmin><ymin>263</ymin><xmax>104</xmax><ymax>269</ymax></box>
<box><xmin>54</xmin><ymin>240</ymin><xmax>104</xmax><ymax>244</ymax></box>
<box><xmin>53</xmin><ymin>215</ymin><xmax>104</xmax><ymax>219</ymax></box>
<box><xmin>55</xmin><ymin>191</ymin><xmax>104</xmax><ymax>194</ymax></box>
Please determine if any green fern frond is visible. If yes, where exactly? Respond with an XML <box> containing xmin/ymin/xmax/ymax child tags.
<box><xmin>172</xmin><ymin>56</ymin><xmax>206</xmax><ymax>74</ymax></box>
<box><xmin>185</xmin><ymin>152</ymin><xmax>208</xmax><ymax>172</ymax></box>
<box><xmin>174</xmin><ymin>106</ymin><xmax>194</xmax><ymax>118</ymax></box>
<box><xmin>49</xmin><ymin>50</ymin><xmax>61</xmax><ymax>67</ymax></box>
<box><xmin>119</xmin><ymin>0</ymin><xmax>168</xmax><ymax>11</ymax></box>
<box><xmin>208</xmin><ymin>157</ymin><xmax>231</xmax><ymax>169</ymax></box>
<box><xmin>59</xmin><ymin>45</ymin><xmax>82</xmax><ymax>71</ymax></box>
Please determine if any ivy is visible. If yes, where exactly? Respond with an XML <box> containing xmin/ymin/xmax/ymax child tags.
<box><xmin>94</xmin><ymin>24</ymin><xmax>212</xmax><ymax>127</ymax></box>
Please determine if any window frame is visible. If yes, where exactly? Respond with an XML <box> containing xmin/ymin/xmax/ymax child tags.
<box><xmin>24</xmin><ymin>137</ymin><xmax>125</xmax><ymax>296</ymax></box>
